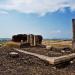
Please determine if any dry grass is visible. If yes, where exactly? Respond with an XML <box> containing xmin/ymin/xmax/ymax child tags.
<box><xmin>42</xmin><ymin>40</ymin><xmax>72</xmax><ymax>48</ymax></box>
<box><xmin>4</xmin><ymin>41</ymin><xmax>20</xmax><ymax>48</ymax></box>
<box><xmin>2</xmin><ymin>40</ymin><xmax>72</xmax><ymax>48</ymax></box>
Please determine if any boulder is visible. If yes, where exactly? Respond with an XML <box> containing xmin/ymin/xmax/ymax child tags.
<box><xmin>46</xmin><ymin>46</ymin><xmax>52</xmax><ymax>49</ymax></box>
<box><xmin>9</xmin><ymin>52</ymin><xmax>19</xmax><ymax>58</ymax></box>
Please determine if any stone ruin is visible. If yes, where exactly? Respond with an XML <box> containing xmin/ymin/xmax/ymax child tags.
<box><xmin>12</xmin><ymin>34</ymin><xmax>43</xmax><ymax>47</ymax></box>
<box><xmin>11</xmin><ymin>19</ymin><xmax>75</xmax><ymax>49</ymax></box>
<box><xmin>72</xmin><ymin>19</ymin><xmax>75</xmax><ymax>49</ymax></box>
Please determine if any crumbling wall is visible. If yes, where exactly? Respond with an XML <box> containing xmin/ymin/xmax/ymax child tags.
<box><xmin>12</xmin><ymin>34</ymin><xmax>27</xmax><ymax>42</ymax></box>
<box><xmin>12</xmin><ymin>34</ymin><xmax>43</xmax><ymax>47</ymax></box>
<box><xmin>35</xmin><ymin>35</ymin><xmax>43</xmax><ymax>46</ymax></box>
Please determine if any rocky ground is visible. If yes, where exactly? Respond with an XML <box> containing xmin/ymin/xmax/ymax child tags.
<box><xmin>21</xmin><ymin>47</ymin><xmax>73</xmax><ymax>57</ymax></box>
<box><xmin>0</xmin><ymin>47</ymin><xmax>75</xmax><ymax>75</ymax></box>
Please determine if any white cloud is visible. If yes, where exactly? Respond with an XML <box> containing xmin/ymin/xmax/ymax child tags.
<box><xmin>0</xmin><ymin>0</ymin><xmax>74</xmax><ymax>15</ymax></box>
<box><xmin>49</xmin><ymin>30</ymin><xmax>61</xmax><ymax>34</ymax></box>
<box><xmin>39</xmin><ymin>30</ymin><xmax>61</xmax><ymax>35</ymax></box>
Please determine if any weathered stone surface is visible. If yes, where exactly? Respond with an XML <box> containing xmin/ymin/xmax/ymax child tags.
<box><xmin>20</xmin><ymin>43</ymin><xmax>30</xmax><ymax>48</ymax></box>
<box><xmin>9</xmin><ymin>52</ymin><xmax>19</xmax><ymax>58</ymax></box>
<box><xmin>46</xmin><ymin>46</ymin><xmax>52</xmax><ymax>49</ymax></box>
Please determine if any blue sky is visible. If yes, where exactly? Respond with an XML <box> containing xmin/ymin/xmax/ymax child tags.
<box><xmin>0</xmin><ymin>0</ymin><xmax>74</xmax><ymax>39</ymax></box>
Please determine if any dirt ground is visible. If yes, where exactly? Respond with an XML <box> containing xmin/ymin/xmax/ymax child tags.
<box><xmin>0</xmin><ymin>47</ymin><xmax>75</xmax><ymax>75</ymax></box>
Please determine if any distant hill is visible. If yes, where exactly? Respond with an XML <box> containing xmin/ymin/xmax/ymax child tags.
<box><xmin>0</xmin><ymin>38</ymin><xmax>11</xmax><ymax>42</ymax></box>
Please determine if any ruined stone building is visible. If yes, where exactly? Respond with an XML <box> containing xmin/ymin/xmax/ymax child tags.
<box><xmin>12</xmin><ymin>34</ymin><xmax>43</xmax><ymax>47</ymax></box>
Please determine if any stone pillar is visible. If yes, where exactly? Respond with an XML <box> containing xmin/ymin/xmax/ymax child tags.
<box><xmin>21</xmin><ymin>40</ymin><xmax>23</xmax><ymax>44</ymax></box>
<box><xmin>27</xmin><ymin>35</ymin><xmax>30</xmax><ymax>43</ymax></box>
<box><xmin>72</xmin><ymin>19</ymin><xmax>75</xmax><ymax>49</ymax></box>
<box><xmin>34</xmin><ymin>35</ymin><xmax>36</xmax><ymax>46</ymax></box>
<box><xmin>30</xmin><ymin>34</ymin><xmax>34</xmax><ymax>46</ymax></box>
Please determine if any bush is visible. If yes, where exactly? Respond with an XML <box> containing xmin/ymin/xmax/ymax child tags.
<box><xmin>4</xmin><ymin>41</ymin><xmax>20</xmax><ymax>48</ymax></box>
